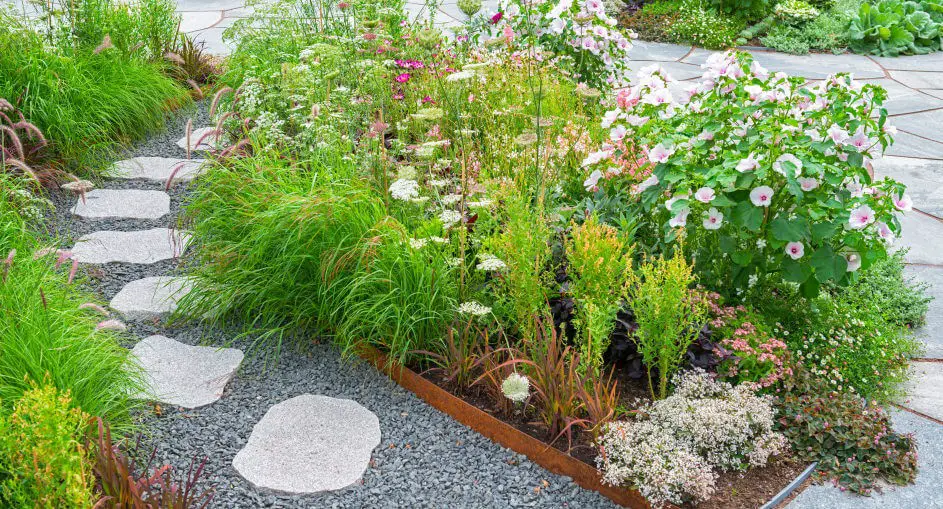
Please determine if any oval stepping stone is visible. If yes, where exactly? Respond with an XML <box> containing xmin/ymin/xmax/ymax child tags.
<box><xmin>71</xmin><ymin>228</ymin><xmax>190</xmax><ymax>264</ymax></box>
<box><xmin>131</xmin><ymin>335</ymin><xmax>243</xmax><ymax>409</ymax></box>
<box><xmin>71</xmin><ymin>189</ymin><xmax>170</xmax><ymax>220</ymax></box>
<box><xmin>112</xmin><ymin>157</ymin><xmax>207</xmax><ymax>183</ymax></box>
<box><xmin>110</xmin><ymin>276</ymin><xmax>192</xmax><ymax>320</ymax></box>
<box><xmin>233</xmin><ymin>395</ymin><xmax>381</xmax><ymax>494</ymax></box>
<box><xmin>176</xmin><ymin>126</ymin><xmax>224</xmax><ymax>151</ymax></box>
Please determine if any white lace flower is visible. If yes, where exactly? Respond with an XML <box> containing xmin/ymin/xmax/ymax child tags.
<box><xmin>458</xmin><ymin>300</ymin><xmax>492</xmax><ymax>316</ymax></box>
<box><xmin>389</xmin><ymin>179</ymin><xmax>420</xmax><ymax>201</ymax></box>
<box><xmin>502</xmin><ymin>372</ymin><xmax>530</xmax><ymax>403</ymax></box>
<box><xmin>439</xmin><ymin>209</ymin><xmax>462</xmax><ymax>228</ymax></box>
<box><xmin>476</xmin><ymin>254</ymin><xmax>507</xmax><ymax>271</ymax></box>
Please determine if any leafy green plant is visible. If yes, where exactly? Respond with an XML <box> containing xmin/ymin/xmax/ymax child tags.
<box><xmin>566</xmin><ymin>215</ymin><xmax>633</xmax><ymax>374</ymax></box>
<box><xmin>667</xmin><ymin>0</ymin><xmax>747</xmax><ymax>48</ymax></box>
<box><xmin>760</xmin><ymin>8</ymin><xmax>854</xmax><ymax>53</ymax></box>
<box><xmin>775</xmin><ymin>0</ymin><xmax>822</xmax><ymax>23</ymax></box>
<box><xmin>0</xmin><ymin>383</ymin><xmax>95</xmax><ymax>508</ymax></box>
<box><xmin>628</xmin><ymin>251</ymin><xmax>708</xmax><ymax>399</ymax></box>
<box><xmin>848</xmin><ymin>0</ymin><xmax>942</xmax><ymax>56</ymax></box>
<box><xmin>711</xmin><ymin>0</ymin><xmax>773</xmax><ymax>18</ymax></box>
<box><xmin>841</xmin><ymin>250</ymin><xmax>930</xmax><ymax>328</ymax></box>
<box><xmin>776</xmin><ymin>378</ymin><xmax>918</xmax><ymax>494</ymax></box>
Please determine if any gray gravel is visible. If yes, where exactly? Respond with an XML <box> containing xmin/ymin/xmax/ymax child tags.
<box><xmin>44</xmin><ymin>100</ymin><xmax>618</xmax><ymax>508</ymax></box>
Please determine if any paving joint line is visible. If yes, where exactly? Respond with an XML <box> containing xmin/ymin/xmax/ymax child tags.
<box><xmin>892</xmin><ymin>403</ymin><xmax>943</xmax><ymax>427</ymax></box>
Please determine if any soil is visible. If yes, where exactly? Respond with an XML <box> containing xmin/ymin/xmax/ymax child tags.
<box><xmin>415</xmin><ymin>367</ymin><xmax>808</xmax><ymax>509</ymax></box>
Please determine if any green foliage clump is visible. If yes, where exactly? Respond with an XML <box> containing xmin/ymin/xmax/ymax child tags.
<box><xmin>760</xmin><ymin>9</ymin><xmax>854</xmax><ymax>53</ymax></box>
<box><xmin>0</xmin><ymin>383</ymin><xmax>95</xmax><ymax>508</ymax></box>
<box><xmin>628</xmin><ymin>251</ymin><xmax>708</xmax><ymax>399</ymax></box>
<box><xmin>848</xmin><ymin>0</ymin><xmax>943</xmax><ymax>56</ymax></box>
<box><xmin>776</xmin><ymin>381</ymin><xmax>918</xmax><ymax>494</ymax></box>
<box><xmin>838</xmin><ymin>250</ymin><xmax>931</xmax><ymax>329</ymax></box>
<box><xmin>709</xmin><ymin>0</ymin><xmax>773</xmax><ymax>18</ymax></box>
<box><xmin>775</xmin><ymin>0</ymin><xmax>822</xmax><ymax>23</ymax></box>
<box><xmin>0</xmin><ymin>176</ymin><xmax>143</xmax><ymax>432</ymax></box>
<box><xmin>623</xmin><ymin>0</ymin><xmax>746</xmax><ymax>48</ymax></box>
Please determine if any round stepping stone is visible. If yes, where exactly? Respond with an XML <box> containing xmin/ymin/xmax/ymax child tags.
<box><xmin>71</xmin><ymin>228</ymin><xmax>190</xmax><ymax>264</ymax></box>
<box><xmin>233</xmin><ymin>395</ymin><xmax>381</xmax><ymax>494</ymax></box>
<box><xmin>176</xmin><ymin>127</ymin><xmax>224</xmax><ymax>151</ymax></box>
<box><xmin>110</xmin><ymin>276</ymin><xmax>192</xmax><ymax>321</ymax></box>
<box><xmin>112</xmin><ymin>157</ymin><xmax>207</xmax><ymax>183</ymax></box>
<box><xmin>71</xmin><ymin>189</ymin><xmax>170</xmax><ymax>220</ymax></box>
<box><xmin>131</xmin><ymin>335</ymin><xmax>243</xmax><ymax>409</ymax></box>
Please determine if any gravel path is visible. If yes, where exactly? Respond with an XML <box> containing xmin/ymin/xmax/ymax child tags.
<box><xmin>47</xmin><ymin>101</ymin><xmax>617</xmax><ymax>509</ymax></box>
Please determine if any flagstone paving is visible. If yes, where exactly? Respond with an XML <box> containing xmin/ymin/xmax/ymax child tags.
<box><xmin>71</xmin><ymin>228</ymin><xmax>190</xmax><ymax>264</ymax></box>
<box><xmin>232</xmin><ymin>394</ymin><xmax>382</xmax><ymax>494</ymax></box>
<box><xmin>109</xmin><ymin>276</ymin><xmax>193</xmax><ymax>320</ymax></box>
<box><xmin>71</xmin><ymin>189</ymin><xmax>170</xmax><ymax>220</ymax></box>
<box><xmin>131</xmin><ymin>335</ymin><xmax>244</xmax><ymax>408</ymax></box>
<box><xmin>112</xmin><ymin>157</ymin><xmax>206</xmax><ymax>183</ymax></box>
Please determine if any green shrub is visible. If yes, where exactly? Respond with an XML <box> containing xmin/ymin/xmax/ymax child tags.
<box><xmin>776</xmin><ymin>380</ymin><xmax>918</xmax><ymax>494</ymax></box>
<box><xmin>667</xmin><ymin>0</ymin><xmax>747</xmax><ymax>48</ymax></box>
<box><xmin>760</xmin><ymin>10</ymin><xmax>853</xmax><ymax>53</ymax></box>
<box><xmin>0</xmin><ymin>383</ymin><xmax>95</xmax><ymax>508</ymax></box>
<box><xmin>710</xmin><ymin>0</ymin><xmax>773</xmax><ymax>18</ymax></box>
<box><xmin>628</xmin><ymin>251</ymin><xmax>708</xmax><ymax>399</ymax></box>
<box><xmin>838</xmin><ymin>249</ymin><xmax>930</xmax><ymax>328</ymax></box>
<box><xmin>775</xmin><ymin>0</ymin><xmax>822</xmax><ymax>23</ymax></box>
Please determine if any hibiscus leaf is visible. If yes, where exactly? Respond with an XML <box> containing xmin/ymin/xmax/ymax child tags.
<box><xmin>771</xmin><ymin>216</ymin><xmax>809</xmax><ymax>241</ymax></box>
<box><xmin>812</xmin><ymin>221</ymin><xmax>838</xmax><ymax>242</ymax></box>
<box><xmin>810</xmin><ymin>246</ymin><xmax>848</xmax><ymax>282</ymax></box>
<box><xmin>733</xmin><ymin>202</ymin><xmax>764</xmax><ymax>231</ymax></box>
<box><xmin>783</xmin><ymin>259</ymin><xmax>812</xmax><ymax>283</ymax></box>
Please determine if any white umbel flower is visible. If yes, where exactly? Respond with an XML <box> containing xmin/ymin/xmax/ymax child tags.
<box><xmin>502</xmin><ymin>372</ymin><xmax>530</xmax><ymax>403</ymax></box>
<box><xmin>475</xmin><ymin>253</ymin><xmax>507</xmax><ymax>271</ymax></box>
<box><xmin>458</xmin><ymin>301</ymin><xmax>491</xmax><ymax>316</ymax></box>
<box><xmin>390</xmin><ymin>179</ymin><xmax>420</xmax><ymax>201</ymax></box>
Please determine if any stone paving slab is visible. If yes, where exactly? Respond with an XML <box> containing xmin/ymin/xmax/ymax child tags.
<box><xmin>886</xmin><ymin>132</ymin><xmax>943</xmax><ymax>160</ymax></box>
<box><xmin>112</xmin><ymin>157</ymin><xmax>207</xmax><ymax>183</ymax></box>
<box><xmin>873</xmin><ymin>156</ymin><xmax>943</xmax><ymax>218</ymax></box>
<box><xmin>901</xmin><ymin>361</ymin><xmax>943</xmax><ymax>421</ymax></box>
<box><xmin>72</xmin><ymin>228</ymin><xmax>190</xmax><ymax>265</ymax></box>
<box><xmin>180</xmin><ymin>10</ymin><xmax>222</xmax><ymax>33</ymax></box>
<box><xmin>629</xmin><ymin>41</ymin><xmax>691</xmax><ymax>62</ymax></box>
<box><xmin>110</xmin><ymin>276</ymin><xmax>193</xmax><ymax>321</ymax></box>
<box><xmin>892</xmin><ymin>110</ymin><xmax>943</xmax><ymax>143</ymax></box>
<box><xmin>232</xmin><ymin>394</ymin><xmax>381</xmax><ymax>494</ymax></box>
<box><xmin>889</xmin><ymin>71</ymin><xmax>943</xmax><ymax>90</ymax></box>
<box><xmin>682</xmin><ymin>49</ymin><xmax>885</xmax><ymax>79</ymax></box>
<box><xmin>924</xmin><ymin>90</ymin><xmax>943</xmax><ymax>100</ymax></box>
<box><xmin>874</xmin><ymin>53</ymin><xmax>943</xmax><ymax>72</ymax></box>
<box><xmin>176</xmin><ymin>126</ymin><xmax>226</xmax><ymax>151</ymax></box>
<box><xmin>788</xmin><ymin>409</ymin><xmax>943</xmax><ymax>508</ymax></box>
<box><xmin>896</xmin><ymin>212</ymin><xmax>943</xmax><ymax>266</ymax></box>
<box><xmin>131</xmin><ymin>335</ymin><xmax>243</xmax><ymax>408</ymax></box>
<box><xmin>904</xmin><ymin>265</ymin><xmax>943</xmax><ymax>359</ymax></box>
<box><xmin>71</xmin><ymin>189</ymin><xmax>170</xmax><ymax>220</ymax></box>
<box><xmin>863</xmin><ymin>79</ymin><xmax>943</xmax><ymax>116</ymax></box>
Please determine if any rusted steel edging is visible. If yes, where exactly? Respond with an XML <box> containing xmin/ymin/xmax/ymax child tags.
<box><xmin>356</xmin><ymin>346</ymin><xmax>652</xmax><ymax>508</ymax></box>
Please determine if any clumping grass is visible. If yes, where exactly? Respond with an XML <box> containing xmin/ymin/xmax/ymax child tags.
<box><xmin>0</xmin><ymin>15</ymin><xmax>186</xmax><ymax>173</ymax></box>
<box><xmin>0</xmin><ymin>176</ymin><xmax>143</xmax><ymax>434</ymax></box>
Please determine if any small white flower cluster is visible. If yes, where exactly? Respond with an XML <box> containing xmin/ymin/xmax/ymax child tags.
<box><xmin>458</xmin><ymin>300</ymin><xmax>492</xmax><ymax>316</ymax></box>
<box><xmin>475</xmin><ymin>253</ymin><xmax>507</xmax><ymax>271</ymax></box>
<box><xmin>501</xmin><ymin>372</ymin><xmax>530</xmax><ymax>402</ymax></box>
<box><xmin>598</xmin><ymin>370</ymin><xmax>785</xmax><ymax>505</ymax></box>
<box><xmin>439</xmin><ymin>209</ymin><xmax>463</xmax><ymax>228</ymax></box>
<box><xmin>389</xmin><ymin>179</ymin><xmax>420</xmax><ymax>201</ymax></box>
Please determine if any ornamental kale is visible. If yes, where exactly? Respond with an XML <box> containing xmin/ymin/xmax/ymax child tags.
<box><xmin>583</xmin><ymin>50</ymin><xmax>911</xmax><ymax>298</ymax></box>
<box><xmin>848</xmin><ymin>0</ymin><xmax>943</xmax><ymax>57</ymax></box>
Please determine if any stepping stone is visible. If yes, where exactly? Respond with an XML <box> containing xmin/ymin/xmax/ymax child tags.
<box><xmin>873</xmin><ymin>156</ymin><xmax>943</xmax><ymax>218</ymax></box>
<box><xmin>110</xmin><ymin>276</ymin><xmax>192</xmax><ymax>321</ymax></box>
<box><xmin>864</xmin><ymin>79</ymin><xmax>943</xmax><ymax>116</ymax></box>
<box><xmin>176</xmin><ymin>126</ymin><xmax>224</xmax><ymax>151</ymax></box>
<box><xmin>888</xmin><ymin>70</ymin><xmax>943</xmax><ymax>91</ymax></box>
<box><xmin>905</xmin><ymin>265</ymin><xmax>943</xmax><ymax>359</ymax></box>
<box><xmin>901</xmin><ymin>361</ymin><xmax>943</xmax><ymax>421</ymax></box>
<box><xmin>873</xmin><ymin>52</ymin><xmax>943</xmax><ymax>72</ymax></box>
<box><xmin>71</xmin><ymin>228</ymin><xmax>190</xmax><ymax>264</ymax></box>
<box><xmin>895</xmin><ymin>212</ymin><xmax>943</xmax><ymax>266</ymax></box>
<box><xmin>891</xmin><ymin>109</ymin><xmax>943</xmax><ymax>145</ymax></box>
<box><xmin>112</xmin><ymin>157</ymin><xmax>206</xmax><ymax>183</ymax></box>
<box><xmin>886</xmin><ymin>131</ymin><xmax>943</xmax><ymax>160</ymax></box>
<box><xmin>233</xmin><ymin>394</ymin><xmax>381</xmax><ymax>494</ymax></box>
<box><xmin>131</xmin><ymin>335</ymin><xmax>243</xmax><ymax>408</ymax></box>
<box><xmin>629</xmin><ymin>41</ymin><xmax>691</xmax><ymax>62</ymax></box>
<box><xmin>71</xmin><ymin>189</ymin><xmax>170</xmax><ymax>220</ymax></box>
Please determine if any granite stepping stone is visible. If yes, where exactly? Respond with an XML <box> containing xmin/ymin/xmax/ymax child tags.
<box><xmin>110</xmin><ymin>276</ymin><xmax>192</xmax><ymax>321</ymax></box>
<box><xmin>901</xmin><ymin>361</ymin><xmax>943</xmax><ymax>421</ymax></box>
<box><xmin>905</xmin><ymin>265</ymin><xmax>943</xmax><ymax>359</ymax></box>
<box><xmin>131</xmin><ymin>335</ymin><xmax>243</xmax><ymax>408</ymax></box>
<box><xmin>112</xmin><ymin>157</ymin><xmax>207</xmax><ymax>183</ymax></box>
<box><xmin>71</xmin><ymin>189</ymin><xmax>170</xmax><ymax>220</ymax></box>
<box><xmin>895</xmin><ymin>212</ymin><xmax>943</xmax><ymax>266</ymax></box>
<box><xmin>176</xmin><ymin>126</ymin><xmax>224</xmax><ymax>151</ymax></box>
<box><xmin>233</xmin><ymin>394</ymin><xmax>381</xmax><ymax>494</ymax></box>
<box><xmin>71</xmin><ymin>228</ymin><xmax>190</xmax><ymax>264</ymax></box>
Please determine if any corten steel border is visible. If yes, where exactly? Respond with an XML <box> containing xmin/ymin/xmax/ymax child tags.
<box><xmin>356</xmin><ymin>346</ymin><xmax>654</xmax><ymax>509</ymax></box>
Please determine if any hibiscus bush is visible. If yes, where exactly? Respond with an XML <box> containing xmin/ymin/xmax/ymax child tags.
<box><xmin>480</xmin><ymin>0</ymin><xmax>637</xmax><ymax>88</ymax></box>
<box><xmin>583</xmin><ymin>50</ymin><xmax>911</xmax><ymax>298</ymax></box>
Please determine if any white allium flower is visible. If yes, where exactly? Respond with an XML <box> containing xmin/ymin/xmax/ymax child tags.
<box><xmin>389</xmin><ymin>179</ymin><xmax>420</xmax><ymax>201</ymax></box>
<box><xmin>458</xmin><ymin>300</ymin><xmax>492</xmax><ymax>316</ymax></box>
<box><xmin>501</xmin><ymin>372</ymin><xmax>530</xmax><ymax>403</ymax></box>
<box><xmin>476</xmin><ymin>254</ymin><xmax>507</xmax><ymax>271</ymax></box>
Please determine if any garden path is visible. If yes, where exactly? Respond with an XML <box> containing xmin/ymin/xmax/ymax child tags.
<box><xmin>56</xmin><ymin>104</ymin><xmax>620</xmax><ymax>508</ymax></box>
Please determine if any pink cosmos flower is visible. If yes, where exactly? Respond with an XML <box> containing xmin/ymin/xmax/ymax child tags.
<box><xmin>736</xmin><ymin>153</ymin><xmax>762</xmax><ymax>172</ymax></box>
<box><xmin>694</xmin><ymin>187</ymin><xmax>715</xmax><ymax>203</ymax></box>
<box><xmin>491</xmin><ymin>11</ymin><xmax>503</xmax><ymax>24</ymax></box>
<box><xmin>785</xmin><ymin>241</ymin><xmax>804</xmax><ymax>260</ymax></box>
<box><xmin>395</xmin><ymin>73</ymin><xmax>411</xmax><ymax>83</ymax></box>
<box><xmin>702</xmin><ymin>208</ymin><xmax>723</xmax><ymax>230</ymax></box>
<box><xmin>848</xmin><ymin>204</ymin><xmax>875</xmax><ymax>229</ymax></box>
<box><xmin>799</xmin><ymin>177</ymin><xmax>819</xmax><ymax>191</ymax></box>
<box><xmin>893</xmin><ymin>193</ymin><xmax>913</xmax><ymax>212</ymax></box>
<box><xmin>845</xmin><ymin>251</ymin><xmax>862</xmax><ymax>272</ymax></box>
<box><xmin>750</xmin><ymin>186</ymin><xmax>774</xmax><ymax>207</ymax></box>
<box><xmin>648</xmin><ymin>143</ymin><xmax>674</xmax><ymax>164</ymax></box>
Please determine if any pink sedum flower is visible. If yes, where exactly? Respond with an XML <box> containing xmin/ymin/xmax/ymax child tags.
<box><xmin>750</xmin><ymin>186</ymin><xmax>774</xmax><ymax>207</ymax></box>
<box><xmin>785</xmin><ymin>241</ymin><xmax>804</xmax><ymax>260</ymax></box>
